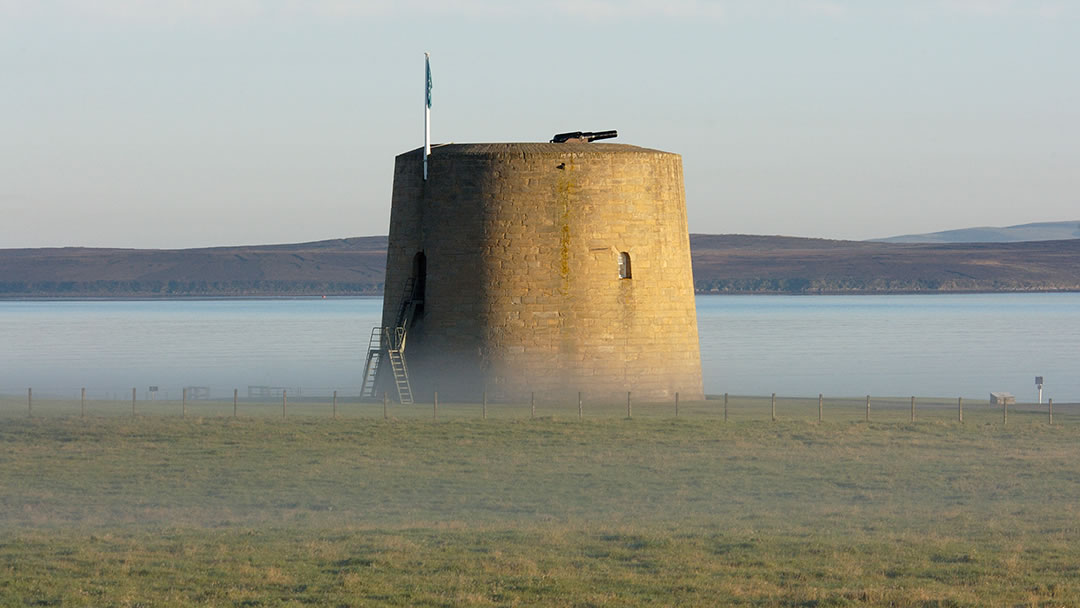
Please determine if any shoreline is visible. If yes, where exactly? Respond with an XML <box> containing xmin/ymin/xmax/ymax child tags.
<box><xmin>0</xmin><ymin>294</ymin><xmax>381</xmax><ymax>302</ymax></box>
<box><xmin>3</xmin><ymin>289</ymin><xmax>1080</xmax><ymax>302</ymax></box>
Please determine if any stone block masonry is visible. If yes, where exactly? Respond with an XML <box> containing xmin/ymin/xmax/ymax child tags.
<box><xmin>381</xmin><ymin>143</ymin><xmax>704</xmax><ymax>402</ymax></box>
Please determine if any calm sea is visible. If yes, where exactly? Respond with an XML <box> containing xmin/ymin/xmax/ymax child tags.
<box><xmin>1</xmin><ymin>294</ymin><xmax>1077</xmax><ymax>401</ymax></box>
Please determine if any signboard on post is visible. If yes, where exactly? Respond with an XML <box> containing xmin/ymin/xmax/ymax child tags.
<box><xmin>1035</xmin><ymin>376</ymin><xmax>1043</xmax><ymax>387</ymax></box>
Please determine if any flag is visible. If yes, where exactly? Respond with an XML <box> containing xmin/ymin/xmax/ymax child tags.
<box><xmin>425</xmin><ymin>53</ymin><xmax>432</xmax><ymax>109</ymax></box>
<box><xmin>423</xmin><ymin>52</ymin><xmax>432</xmax><ymax>180</ymax></box>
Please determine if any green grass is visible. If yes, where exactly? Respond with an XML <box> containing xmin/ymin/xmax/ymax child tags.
<box><xmin>1</xmin><ymin>406</ymin><xmax>1079</xmax><ymax>606</ymax></box>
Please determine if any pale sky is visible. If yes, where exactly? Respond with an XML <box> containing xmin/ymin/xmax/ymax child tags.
<box><xmin>2</xmin><ymin>0</ymin><xmax>1077</xmax><ymax>248</ymax></box>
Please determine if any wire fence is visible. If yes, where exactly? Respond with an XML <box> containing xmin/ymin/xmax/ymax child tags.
<box><xmin>1</xmin><ymin>388</ymin><xmax>1076</xmax><ymax>426</ymax></box>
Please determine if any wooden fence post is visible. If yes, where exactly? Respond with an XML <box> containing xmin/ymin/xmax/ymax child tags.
<box><xmin>27</xmin><ymin>388</ymin><xmax>31</xmax><ymax>418</ymax></box>
<box><xmin>910</xmin><ymin>396</ymin><xmax>915</xmax><ymax>422</ymax></box>
<box><xmin>724</xmin><ymin>392</ymin><xmax>728</xmax><ymax>423</ymax></box>
<box><xmin>233</xmin><ymin>388</ymin><xmax>238</xmax><ymax>418</ymax></box>
<box><xmin>1049</xmin><ymin>398</ymin><xmax>1053</xmax><ymax>425</ymax></box>
<box><xmin>383</xmin><ymin>392</ymin><xmax>388</xmax><ymax>420</ymax></box>
<box><xmin>626</xmin><ymin>392</ymin><xmax>632</xmax><ymax>419</ymax></box>
<box><xmin>958</xmin><ymin>397</ymin><xmax>963</xmax><ymax>424</ymax></box>
<box><xmin>818</xmin><ymin>393</ymin><xmax>823</xmax><ymax>422</ymax></box>
<box><xmin>675</xmin><ymin>392</ymin><xmax>679</xmax><ymax>418</ymax></box>
<box><xmin>81</xmin><ymin>387</ymin><xmax>86</xmax><ymax>418</ymax></box>
<box><xmin>771</xmin><ymin>393</ymin><xmax>776</xmax><ymax>422</ymax></box>
<box><xmin>530</xmin><ymin>392</ymin><xmax>535</xmax><ymax>419</ymax></box>
<box><xmin>132</xmin><ymin>387</ymin><xmax>136</xmax><ymax>417</ymax></box>
<box><xmin>482</xmin><ymin>390</ymin><xmax>487</xmax><ymax>420</ymax></box>
<box><xmin>333</xmin><ymin>390</ymin><xmax>338</xmax><ymax>420</ymax></box>
<box><xmin>865</xmin><ymin>395</ymin><xmax>871</xmax><ymax>422</ymax></box>
<box><xmin>1002</xmin><ymin>399</ymin><xmax>1007</xmax><ymax>426</ymax></box>
<box><xmin>578</xmin><ymin>391</ymin><xmax>582</xmax><ymax>420</ymax></box>
<box><xmin>433</xmin><ymin>391</ymin><xmax>438</xmax><ymax>421</ymax></box>
<box><xmin>182</xmin><ymin>387</ymin><xmax>187</xmax><ymax>418</ymax></box>
<box><xmin>282</xmin><ymin>389</ymin><xmax>287</xmax><ymax>420</ymax></box>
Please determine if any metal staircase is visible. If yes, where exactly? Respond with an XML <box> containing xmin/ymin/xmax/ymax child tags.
<box><xmin>359</xmin><ymin>327</ymin><xmax>383</xmax><ymax>399</ymax></box>
<box><xmin>360</xmin><ymin>279</ymin><xmax>418</xmax><ymax>404</ymax></box>
<box><xmin>386</xmin><ymin>345</ymin><xmax>413</xmax><ymax>405</ymax></box>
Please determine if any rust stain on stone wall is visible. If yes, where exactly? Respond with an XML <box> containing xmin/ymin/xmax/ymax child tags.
<box><xmin>556</xmin><ymin>158</ymin><xmax>575</xmax><ymax>293</ymax></box>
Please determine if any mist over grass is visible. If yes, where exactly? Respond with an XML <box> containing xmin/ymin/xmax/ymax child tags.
<box><xmin>1</xmin><ymin>405</ymin><xmax>1079</xmax><ymax>605</ymax></box>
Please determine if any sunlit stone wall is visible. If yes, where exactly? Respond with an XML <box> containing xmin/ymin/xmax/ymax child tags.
<box><xmin>381</xmin><ymin>143</ymin><xmax>703</xmax><ymax>402</ymax></box>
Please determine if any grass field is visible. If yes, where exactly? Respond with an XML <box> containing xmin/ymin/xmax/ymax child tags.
<box><xmin>2</xmin><ymin>397</ymin><xmax>1079</xmax><ymax>606</ymax></box>
<box><xmin>3</xmin><ymin>391</ymin><xmax>1075</xmax><ymax>425</ymax></box>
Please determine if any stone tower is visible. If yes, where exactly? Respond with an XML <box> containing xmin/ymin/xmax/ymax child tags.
<box><xmin>373</xmin><ymin>142</ymin><xmax>703</xmax><ymax>403</ymax></box>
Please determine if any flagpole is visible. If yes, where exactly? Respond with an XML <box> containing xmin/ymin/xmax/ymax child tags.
<box><xmin>424</xmin><ymin>52</ymin><xmax>431</xmax><ymax>181</ymax></box>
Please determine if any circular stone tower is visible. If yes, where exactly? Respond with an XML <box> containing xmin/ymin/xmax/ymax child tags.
<box><xmin>379</xmin><ymin>142</ymin><xmax>703</xmax><ymax>402</ymax></box>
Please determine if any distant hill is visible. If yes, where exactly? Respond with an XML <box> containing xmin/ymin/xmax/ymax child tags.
<box><xmin>875</xmin><ymin>221</ymin><xmax>1080</xmax><ymax>244</ymax></box>
<box><xmin>3</xmin><ymin>234</ymin><xmax>1080</xmax><ymax>297</ymax></box>
<box><xmin>0</xmin><ymin>237</ymin><xmax>388</xmax><ymax>298</ymax></box>
<box><xmin>689</xmin><ymin>235</ymin><xmax>1080</xmax><ymax>294</ymax></box>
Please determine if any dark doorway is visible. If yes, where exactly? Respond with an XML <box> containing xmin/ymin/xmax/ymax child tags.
<box><xmin>412</xmin><ymin>252</ymin><xmax>427</xmax><ymax>303</ymax></box>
